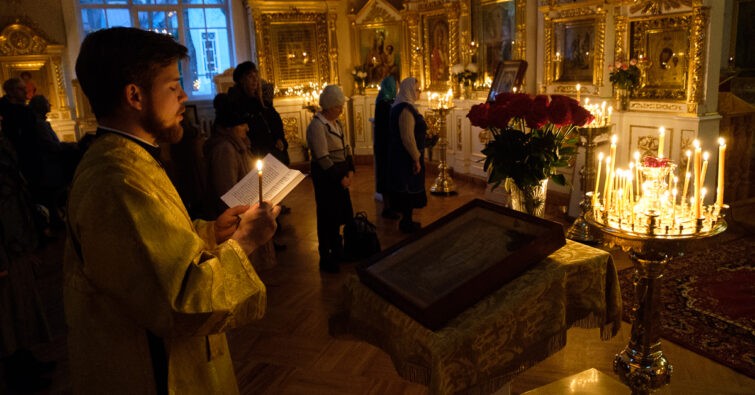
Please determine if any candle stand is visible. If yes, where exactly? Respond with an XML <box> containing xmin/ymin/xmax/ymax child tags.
<box><xmin>586</xmin><ymin>159</ymin><xmax>727</xmax><ymax>394</ymax></box>
<box><xmin>567</xmin><ymin>124</ymin><xmax>611</xmax><ymax>243</ymax></box>
<box><xmin>429</xmin><ymin>106</ymin><xmax>456</xmax><ymax>195</ymax></box>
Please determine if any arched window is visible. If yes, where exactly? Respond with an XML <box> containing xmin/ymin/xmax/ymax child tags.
<box><xmin>77</xmin><ymin>0</ymin><xmax>234</xmax><ymax>99</ymax></box>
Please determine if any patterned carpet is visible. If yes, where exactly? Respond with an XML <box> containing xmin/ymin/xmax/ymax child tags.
<box><xmin>618</xmin><ymin>233</ymin><xmax>755</xmax><ymax>379</ymax></box>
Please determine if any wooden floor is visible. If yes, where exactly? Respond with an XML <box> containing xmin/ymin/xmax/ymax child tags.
<box><xmin>14</xmin><ymin>163</ymin><xmax>755</xmax><ymax>394</ymax></box>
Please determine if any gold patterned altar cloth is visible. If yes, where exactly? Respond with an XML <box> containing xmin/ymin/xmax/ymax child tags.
<box><xmin>330</xmin><ymin>241</ymin><xmax>621</xmax><ymax>395</ymax></box>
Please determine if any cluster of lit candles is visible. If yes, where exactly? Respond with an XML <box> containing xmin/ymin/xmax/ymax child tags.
<box><xmin>592</xmin><ymin>128</ymin><xmax>726</xmax><ymax>234</ymax></box>
<box><xmin>582</xmin><ymin>98</ymin><xmax>612</xmax><ymax>128</ymax></box>
<box><xmin>428</xmin><ymin>89</ymin><xmax>454</xmax><ymax>110</ymax></box>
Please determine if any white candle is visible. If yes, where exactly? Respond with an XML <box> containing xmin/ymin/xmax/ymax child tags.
<box><xmin>693</xmin><ymin>140</ymin><xmax>702</xmax><ymax>218</ymax></box>
<box><xmin>594</xmin><ymin>152</ymin><xmax>604</xmax><ymax>207</ymax></box>
<box><xmin>603</xmin><ymin>157</ymin><xmax>612</xmax><ymax>212</ymax></box>
<box><xmin>700</xmin><ymin>151</ymin><xmax>709</xmax><ymax>187</ymax></box>
<box><xmin>717</xmin><ymin>138</ymin><xmax>726</xmax><ymax>207</ymax></box>
<box><xmin>658</xmin><ymin>127</ymin><xmax>665</xmax><ymax>158</ymax></box>
<box><xmin>682</xmin><ymin>172</ymin><xmax>691</xmax><ymax>210</ymax></box>
<box><xmin>257</xmin><ymin>159</ymin><xmax>264</xmax><ymax>204</ymax></box>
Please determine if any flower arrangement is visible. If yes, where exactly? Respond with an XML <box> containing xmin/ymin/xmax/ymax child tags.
<box><xmin>351</xmin><ymin>66</ymin><xmax>368</xmax><ymax>86</ymax></box>
<box><xmin>467</xmin><ymin>93</ymin><xmax>594</xmax><ymax>190</ymax></box>
<box><xmin>452</xmin><ymin>63</ymin><xmax>479</xmax><ymax>86</ymax></box>
<box><xmin>608</xmin><ymin>59</ymin><xmax>640</xmax><ymax>90</ymax></box>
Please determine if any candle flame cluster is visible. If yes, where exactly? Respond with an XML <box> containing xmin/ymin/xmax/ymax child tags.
<box><xmin>428</xmin><ymin>89</ymin><xmax>454</xmax><ymax>110</ymax></box>
<box><xmin>582</xmin><ymin>98</ymin><xmax>613</xmax><ymax>127</ymax></box>
<box><xmin>591</xmin><ymin>133</ymin><xmax>726</xmax><ymax>236</ymax></box>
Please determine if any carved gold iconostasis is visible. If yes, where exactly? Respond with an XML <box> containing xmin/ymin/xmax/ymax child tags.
<box><xmin>0</xmin><ymin>21</ymin><xmax>76</xmax><ymax>141</ymax></box>
<box><xmin>350</xmin><ymin>0</ymin><xmax>405</xmax><ymax>88</ymax></box>
<box><xmin>542</xmin><ymin>1</ymin><xmax>606</xmax><ymax>97</ymax></box>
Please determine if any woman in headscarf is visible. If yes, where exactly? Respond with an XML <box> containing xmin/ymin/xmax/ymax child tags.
<box><xmin>306</xmin><ymin>85</ymin><xmax>354</xmax><ymax>273</ymax></box>
<box><xmin>388</xmin><ymin>77</ymin><xmax>427</xmax><ymax>233</ymax></box>
<box><xmin>373</xmin><ymin>75</ymin><xmax>398</xmax><ymax>219</ymax></box>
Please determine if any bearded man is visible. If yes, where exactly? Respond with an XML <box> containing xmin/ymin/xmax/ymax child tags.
<box><xmin>66</xmin><ymin>27</ymin><xmax>280</xmax><ymax>394</ymax></box>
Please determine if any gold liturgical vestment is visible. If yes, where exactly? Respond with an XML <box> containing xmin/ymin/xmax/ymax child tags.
<box><xmin>64</xmin><ymin>133</ymin><xmax>266</xmax><ymax>394</ymax></box>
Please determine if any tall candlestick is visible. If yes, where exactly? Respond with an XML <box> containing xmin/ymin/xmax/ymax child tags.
<box><xmin>658</xmin><ymin>127</ymin><xmax>665</xmax><ymax>158</ymax></box>
<box><xmin>257</xmin><ymin>159</ymin><xmax>264</xmax><ymax>204</ymax></box>
<box><xmin>693</xmin><ymin>140</ymin><xmax>702</xmax><ymax>218</ymax></box>
<box><xmin>594</xmin><ymin>152</ymin><xmax>604</xmax><ymax>206</ymax></box>
<box><xmin>717</xmin><ymin>138</ymin><xmax>726</xmax><ymax>206</ymax></box>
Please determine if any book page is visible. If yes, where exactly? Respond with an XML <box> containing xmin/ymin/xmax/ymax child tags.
<box><xmin>221</xmin><ymin>153</ymin><xmax>305</xmax><ymax>207</ymax></box>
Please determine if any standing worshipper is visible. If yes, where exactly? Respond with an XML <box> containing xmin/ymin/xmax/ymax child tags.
<box><xmin>388</xmin><ymin>77</ymin><xmax>427</xmax><ymax>233</ymax></box>
<box><xmin>228</xmin><ymin>61</ymin><xmax>289</xmax><ymax>165</ymax></box>
<box><xmin>66</xmin><ymin>27</ymin><xmax>280</xmax><ymax>394</ymax></box>
<box><xmin>373</xmin><ymin>75</ymin><xmax>399</xmax><ymax>219</ymax></box>
<box><xmin>306</xmin><ymin>85</ymin><xmax>354</xmax><ymax>273</ymax></box>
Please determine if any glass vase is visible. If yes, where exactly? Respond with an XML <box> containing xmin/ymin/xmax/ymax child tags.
<box><xmin>614</xmin><ymin>88</ymin><xmax>630</xmax><ymax>111</ymax></box>
<box><xmin>507</xmin><ymin>178</ymin><xmax>548</xmax><ymax>218</ymax></box>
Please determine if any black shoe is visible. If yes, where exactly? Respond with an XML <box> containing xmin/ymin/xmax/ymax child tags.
<box><xmin>381</xmin><ymin>209</ymin><xmax>400</xmax><ymax>220</ymax></box>
<box><xmin>399</xmin><ymin>221</ymin><xmax>421</xmax><ymax>234</ymax></box>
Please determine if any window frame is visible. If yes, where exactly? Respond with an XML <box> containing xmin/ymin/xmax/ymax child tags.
<box><xmin>76</xmin><ymin>0</ymin><xmax>236</xmax><ymax>100</ymax></box>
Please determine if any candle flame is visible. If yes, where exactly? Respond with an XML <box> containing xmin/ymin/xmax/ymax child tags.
<box><xmin>686</xmin><ymin>150</ymin><xmax>691</xmax><ymax>157</ymax></box>
<box><xmin>611</xmin><ymin>135</ymin><xmax>617</xmax><ymax>144</ymax></box>
<box><xmin>693</xmin><ymin>139</ymin><xmax>700</xmax><ymax>148</ymax></box>
<box><xmin>256</xmin><ymin>159</ymin><xmax>263</xmax><ymax>172</ymax></box>
<box><xmin>659</xmin><ymin>126</ymin><xmax>665</xmax><ymax>135</ymax></box>
<box><xmin>598</xmin><ymin>152</ymin><xmax>604</xmax><ymax>160</ymax></box>
<box><xmin>718</xmin><ymin>137</ymin><xmax>725</xmax><ymax>146</ymax></box>
<box><xmin>703</xmin><ymin>151</ymin><xmax>709</xmax><ymax>160</ymax></box>
<box><xmin>633</xmin><ymin>151</ymin><xmax>640</xmax><ymax>161</ymax></box>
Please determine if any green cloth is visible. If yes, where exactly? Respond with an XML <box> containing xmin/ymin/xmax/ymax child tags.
<box><xmin>333</xmin><ymin>240</ymin><xmax>621</xmax><ymax>395</ymax></box>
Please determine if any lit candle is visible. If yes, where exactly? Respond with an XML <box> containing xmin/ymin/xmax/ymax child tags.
<box><xmin>717</xmin><ymin>138</ymin><xmax>726</xmax><ymax>207</ymax></box>
<box><xmin>594</xmin><ymin>152</ymin><xmax>603</xmax><ymax>207</ymax></box>
<box><xmin>682</xmin><ymin>172</ymin><xmax>691</xmax><ymax>210</ymax></box>
<box><xmin>700</xmin><ymin>151</ymin><xmax>709</xmax><ymax>187</ymax></box>
<box><xmin>671</xmin><ymin>188</ymin><xmax>678</xmax><ymax>226</ymax></box>
<box><xmin>603</xmin><ymin>156</ymin><xmax>612</xmax><ymax>211</ymax></box>
<box><xmin>257</xmin><ymin>159</ymin><xmax>264</xmax><ymax>205</ymax></box>
<box><xmin>628</xmin><ymin>164</ymin><xmax>634</xmax><ymax>204</ymax></box>
<box><xmin>575</xmin><ymin>83</ymin><xmax>581</xmax><ymax>102</ymax></box>
<box><xmin>693</xmin><ymin>140</ymin><xmax>702</xmax><ymax>218</ymax></box>
<box><xmin>607</xmin><ymin>106</ymin><xmax>613</xmax><ymax>126</ymax></box>
<box><xmin>634</xmin><ymin>151</ymin><xmax>641</xmax><ymax>202</ymax></box>
<box><xmin>513</xmin><ymin>86</ymin><xmax>518</xmax><ymax>93</ymax></box>
<box><xmin>658</xmin><ymin>127</ymin><xmax>665</xmax><ymax>158</ymax></box>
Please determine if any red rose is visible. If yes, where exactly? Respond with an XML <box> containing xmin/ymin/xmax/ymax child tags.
<box><xmin>489</xmin><ymin>100</ymin><xmax>513</xmax><ymax>129</ymax></box>
<box><xmin>547</xmin><ymin>95</ymin><xmax>575</xmax><ymax>126</ymax></box>
<box><xmin>569</xmin><ymin>104</ymin><xmax>594</xmax><ymax>127</ymax></box>
<box><xmin>525</xmin><ymin>95</ymin><xmax>549</xmax><ymax>129</ymax></box>
<box><xmin>505</xmin><ymin>93</ymin><xmax>534</xmax><ymax>120</ymax></box>
<box><xmin>642</xmin><ymin>156</ymin><xmax>671</xmax><ymax>168</ymax></box>
<box><xmin>467</xmin><ymin>103</ymin><xmax>491</xmax><ymax>129</ymax></box>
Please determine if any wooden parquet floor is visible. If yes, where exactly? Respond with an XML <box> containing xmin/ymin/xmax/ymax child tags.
<box><xmin>11</xmin><ymin>163</ymin><xmax>755</xmax><ymax>394</ymax></box>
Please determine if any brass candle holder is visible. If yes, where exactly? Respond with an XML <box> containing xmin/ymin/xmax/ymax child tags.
<box><xmin>429</xmin><ymin>106</ymin><xmax>457</xmax><ymax>195</ymax></box>
<box><xmin>567</xmin><ymin>124</ymin><xmax>611</xmax><ymax>243</ymax></box>
<box><xmin>587</xmin><ymin>157</ymin><xmax>728</xmax><ymax>394</ymax></box>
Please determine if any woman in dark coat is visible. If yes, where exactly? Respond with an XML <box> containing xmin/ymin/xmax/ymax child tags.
<box><xmin>388</xmin><ymin>77</ymin><xmax>427</xmax><ymax>233</ymax></box>
<box><xmin>373</xmin><ymin>75</ymin><xmax>398</xmax><ymax>219</ymax></box>
<box><xmin>306</xmin><ymin>85</ymin><xmax>354</xmax><ymax>273</ymax></box>
<box><xmin>228</xmin><ymin>61</ymin><xmax>289</xmax><ymax>165</ymax></box>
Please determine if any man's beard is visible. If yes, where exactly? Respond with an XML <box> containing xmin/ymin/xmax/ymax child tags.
<box><xmin>143</xmin><ymin>104</ymin><xmax>184</xmax><ymax>144</ymax></box>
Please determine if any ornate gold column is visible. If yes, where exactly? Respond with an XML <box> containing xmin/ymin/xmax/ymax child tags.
<box><xmin>327</xmin><ymin>10</ymin><xmax>339</xmax><ymax>85</ymax></box>
<box><xmin>687</xmin><ymin>5</ymin><xmax>709</xmax><ymax>115</ymax></box>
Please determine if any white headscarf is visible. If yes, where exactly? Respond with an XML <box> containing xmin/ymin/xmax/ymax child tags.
<box><xmin>394</xmin><ymin>77</ymin><xmax>419</xmax><ymax>106</ymax></box>
<box><xmin>319</xmin><ymin>84</ymin><xmax>346</xmax><ymax>110</ymax></box>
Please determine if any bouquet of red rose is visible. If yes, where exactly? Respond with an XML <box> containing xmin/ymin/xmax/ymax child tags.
<box><xmin>467</xmin><ymin>93</ymin><xmax>594</xmax><ymax>190</ymax></box>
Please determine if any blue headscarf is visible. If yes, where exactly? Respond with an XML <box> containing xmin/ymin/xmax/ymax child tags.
<box><xmin>376</xmin><ymin>75</ymin><xmax>397</xmax><ymax>104</ymax></box>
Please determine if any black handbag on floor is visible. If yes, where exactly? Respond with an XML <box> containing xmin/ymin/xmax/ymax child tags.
<box><xmin>343</xmin><ymin>211</ymin><xmax>381</xmax><ymax>261</ymax></box>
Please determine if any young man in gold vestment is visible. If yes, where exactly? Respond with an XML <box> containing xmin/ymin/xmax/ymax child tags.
<box><xmin>65</xmin><ymin>27</ymin><xmax>280</xmax><ymax>394</ymax></box>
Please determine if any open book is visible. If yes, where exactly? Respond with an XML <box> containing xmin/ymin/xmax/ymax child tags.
<box><xmin>221</xmin><ymin>153</ymin><xmax>306</xmax><ymax>207</ymax></box>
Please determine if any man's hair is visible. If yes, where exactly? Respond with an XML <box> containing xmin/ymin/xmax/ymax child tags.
<box><xmin>2</xmin><ymin>77</ymin><xmax>22</xmax><ymax>95</ymax></box>
<box><xmin>232</xmin><ymin>61</ymin><xmax>257</xmax><ymax>84</ymax></box>
<box><xmin>75</xmin><ymin>27</ymin><xmax>188</xmax><ymax>119</ymax></box>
